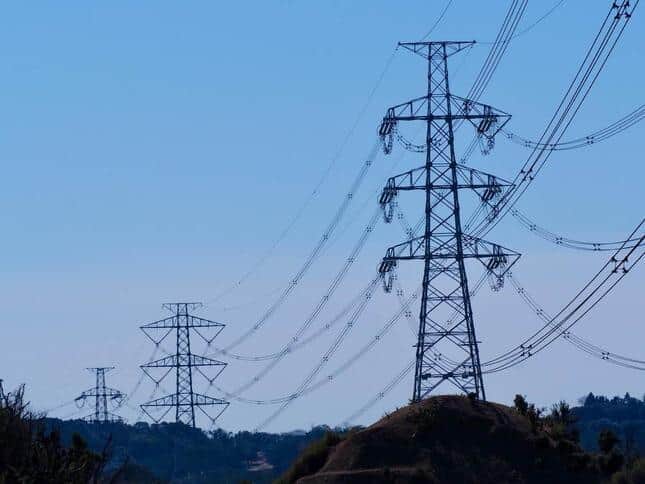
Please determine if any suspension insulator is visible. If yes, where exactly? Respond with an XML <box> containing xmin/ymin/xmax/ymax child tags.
<box><xmin>378</xmin><ymin>258</ymin><xmax>396</xmax><ymax>275</ymax></box>
<box><xmin>477</xmin><ymin>106</ymin><xmax>495</xmax><ymax>134</ymax></box>
<box><xmin>486</xmin><ymin>245</ymin><xmax>508</xmax><ymax>272</ymax></box>
<box><xmin>381</xmin><ymin>271</ymin><xmax>395</xmax><ymax>293</ymax></box>
<box><xmin>381</xmin><ymin>131</ymin><xmax>394</xmax><ymax>155</ymax></box>
<box><xmin>487</xmin><ymin>273</ymin><xmax>505</xmax><ymax>292</ymax></box>
<box><xmin>481</xmin><ymin>176</ymin><xmax>502</xmax><ymax>203</ymax></box>
<box><xmin>379</xmin><ymin>115</ymin><xmax>396</xmax><ymax>155</ymax></box>
<box><xmin>378</xmin><ymin>113</ymin><xmax>396</xmax><ymax>136</ymax></box>
<box><xmin>383</xmin><ymin>201</ymin><xmax>395</xmax><ymax>223</ymax></box>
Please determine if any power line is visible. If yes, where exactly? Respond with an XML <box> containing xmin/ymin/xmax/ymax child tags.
<box><xmin>420</xmin><ymin>0</ymin><xmax>453</xmax><ymax>40</ymax></box>
<box><xmin>503</xmin><ymin>104</ymin><xmax>644</xmax><ymax>151</ymax></box>
<box><xmin>219</xmin><ymin>144</ymin><xmax>380</xmax><ymax>353</ymax></box>
<box><xmin>467</xmin><ymin>0</ymin><xmax>639</xmax><ymax>240</ymax></box>
<box><xmin>478</xmin><ymin>0</ymin><xmax>566</xmax><ymax>45</ymax></box>
<box><xmin>208</xmin><ymin>48</ymin><xmax>400</xmax><ymax>306</ymax></box>
<box><xmin>511</xmin><ymin>208</ymin><xmax>644</xmax><ymax>251</ymax></box>
<box><xmin>507</xmin><ymin>271</ymin><xmax>645</xmax><ymax>370</ymax></box>
<box><xmin>482</xmin><ymin>221</ymin><xmax>644</xmax><ymax>372</ymax></box>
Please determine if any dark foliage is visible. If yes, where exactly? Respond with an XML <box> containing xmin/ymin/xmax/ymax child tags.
<box><xmin>0</xmin><ymin>385</ymin><xmax>106</xmax><ymax>483</ymax></box>
<box><xmin>573</xmin><ymin>393</ymin><xmax>645</xmax><ymax>455</ymax></box>
<box><xmin>277</xmin><ymin>431</ymin><xmax>345</xmax><ymax>484</ymax></box>
<box><xmin>43</xmin><ymin>417</ymin><xmax>331</xmax><ymax>483</ymax></box>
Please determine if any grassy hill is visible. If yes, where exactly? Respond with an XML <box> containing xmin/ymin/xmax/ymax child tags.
<box><xmin>280</xmin><ymin>395</ymin><xmax>630</xmax><ymax>484</ymax></box>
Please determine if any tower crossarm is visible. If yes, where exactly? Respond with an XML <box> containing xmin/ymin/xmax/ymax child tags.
<box><xmin>140</xmin><ymin>393</ymin><xmax>229</xmax><ymax>425</ymax></box>
<box><xmin>140</xmin><ymin>315</ymin><xmax>225</xmax><ymax>330</ymax></box>
<box><xmin>379</xmin><ymin>235</ymin><xmax>520</xmax><ymax>278</ymax></box>
<box><xmin>141</xmin><ymin>354</ymin><xmax>226</xmax><ymax>369</ymax></box>
<box><xmin>82</xmin><ymin>411</ymin><xmax>123</xmax><ymax>423</ymax></box>
<box><xmin>380</xmin><ymin>95</ymin><xmax>510</xmax><ymax>126</ymax></box>
<box><xmin>398</xmin><ymin>41</ymin><xmax>475</xmax><ymax>60</ymax></box>
<box><xmin>140</xmin><ymin>314</ymin><xmax>225</xmax><ymax>345</ymax></box>
<box><xmin>141</xmin><ymin>393</ymin><xmax>228</xmax><ymax>407</ymax></box>
<box><xmin>75</xmin><ymin>387</ymin><xmax>124</xmax><ymax>399</ymax></box>
<box><xmin>379</xmin><ymin>164</ymin><xmax>513</xmax><ymax>205</ymax></box>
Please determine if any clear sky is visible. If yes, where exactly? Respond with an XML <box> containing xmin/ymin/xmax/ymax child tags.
<box><xmin>0</xmin><ymin>1</ymin><xmax>643</xmax><ymax>432</ymax></box>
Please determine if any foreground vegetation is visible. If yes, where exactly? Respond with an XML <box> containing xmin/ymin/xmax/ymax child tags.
<box><xmin>3</xmin><ymin>385</ymin><xmax>645</xmax><ymax>483</ymax></box>
<box><xmin>0</xmin><ymin>385</ymin><xmax>106</xmax><ymax>483</ymax></box>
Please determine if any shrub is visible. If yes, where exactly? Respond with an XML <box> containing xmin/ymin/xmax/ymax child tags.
<box><xmin>611</xmin><ymin>457</ymin><xmax>645</xmax><ymax>484</ymax></box>
<box><xmin>277</xmin><ymin>431</ymin><xmax>344</xmax><ymax>483</ymax></box>
<box><xmin>0</xmin><ymin>385</ymin><xmax>107</xmax><ymax>483</ymax></box>
<box><xmin>599</xmin><ymin>429</ymin><xmax>620</xmax><ymax>454</ymax></box>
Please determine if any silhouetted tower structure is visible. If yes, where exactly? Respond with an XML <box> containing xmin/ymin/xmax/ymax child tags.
<box><xmin>377</xmin><ymin>41</ymin><xmax>520</xmax><ymax>402</ymax></box>
<box><xmin>140</xmin><ymin>303</ymin><xmax>229</xmax><ymax>428</ymax></box>
<box><xmin>75</xmin><ymin>367</ymin><xmax>125</xmax><ymax>423</ymax></box>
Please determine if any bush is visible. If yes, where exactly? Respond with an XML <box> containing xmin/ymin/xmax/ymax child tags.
<box><xmin>0</xmin><ymin>385</ymin><xmax>107</xmax><ymax>483</ymax></box>
<box><xmin>611</xmin><ymin>457</ymin><xmax>645</xmax><ymax>484</ymax></box>
<box><xmin>277</xmin><ymin>431</ymin><xmax>344</xmax><ymax>484</ymax></box>
<box><xmin>599</xmin><ymin>429</ymin><xmax>621</xmax><ymax>454</ymax></box>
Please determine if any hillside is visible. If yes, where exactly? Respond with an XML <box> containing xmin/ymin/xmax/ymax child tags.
<box><xmin>282</xmin><ymin>395</ymin><xmax>604</xmax><ymax>484</ymax></box>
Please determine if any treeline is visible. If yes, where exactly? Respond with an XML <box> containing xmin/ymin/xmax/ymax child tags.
<box><xmin>44</xmin><ymin>417</ymin><xmax>329</xmax><ymax>483</ymax></box>
<box><xmin>574</xmin><ymin>392</ymin><xmax>645</xmax><ymax>455</ymax></box>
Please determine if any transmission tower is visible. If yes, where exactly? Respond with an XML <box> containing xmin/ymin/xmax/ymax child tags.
<box><xmin>74</xmin><ymin>367</ymin><xmax>125</xmax><ymax>423</ymax></box>
<box><xmin>377</xmin><ymin>41</ymin><xmax>520</xmax><ymax>402</ymax></box>
<box><xmin>140</xmin><ymin>302</ymin><xmax>229</xmax><ymax>428</ymax></box>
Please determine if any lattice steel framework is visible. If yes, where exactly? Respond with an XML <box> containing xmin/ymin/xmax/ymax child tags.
<box><xmin>378</xmin><ymin>41</ymin><xmax>520</xmax><ymax>401</ymax></box>
<box><xmin>75</xmin><ymin>367</ymin><xmax>125</xmax><ymax>423</ymax></box>
<box><xmin>140</xmin><ymin>303</ymin><xmax>229</xmax><ymax>428</ymax></box>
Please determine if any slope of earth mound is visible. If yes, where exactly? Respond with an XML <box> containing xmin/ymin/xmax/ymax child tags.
<box><xmin>286</xmin><ymin>395</ymin><xmax>600</xmax><ymax>484</ymax></box>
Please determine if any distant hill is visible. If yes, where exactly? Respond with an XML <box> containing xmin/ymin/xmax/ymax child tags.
<box><xmin>44</xmin><ymin>418</ymin><xmax>329</xmax><ymax>483</ymax></box>
<box><xmin>280</xmin><ymin>395</ymin><xmax>612</xmax><ymax>484</ymax></box>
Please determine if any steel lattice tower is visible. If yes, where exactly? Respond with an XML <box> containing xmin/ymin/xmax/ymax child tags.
<box><xmin>140</xmin><ymin>302</ymin><xmax>229</xmax><ymax>428</ymax></box>
<box><xmin>378</xmin><ymin>41</ymin><xmax>520</xmax><ymax>402</ymax></box>
<box><xmin>75</xmin><ymin>367</ymin><xmax>125</xmax><ymax>423</ymax></box>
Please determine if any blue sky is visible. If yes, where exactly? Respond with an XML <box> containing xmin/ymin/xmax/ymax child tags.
<box><xmin>0</xmin><ymin>1</ymin><xmax>643</xmax><ymax>432</ymax></box>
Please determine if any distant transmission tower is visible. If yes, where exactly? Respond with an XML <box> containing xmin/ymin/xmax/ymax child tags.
<box><xmin>378</xmin><ymin>41</ymin><xmax>520</xmax><ymax>401</ymax></box>
<box><xmin>140</xmin><ymin>302</ymin><xmax>229</xmax><ymax>428</ymax></box>
<box><xmin>75</xmin><ymin>367</ymin><xmax>125</xmax><ymax>423</ymax></box>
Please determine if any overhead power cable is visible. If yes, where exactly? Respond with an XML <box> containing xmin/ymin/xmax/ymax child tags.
<box><xmin>209</xmin><ymin>286</ymin><xmax>419</xmax><ymax>407</ymax></box>
<box><xmin>252</xmin><ymin>277</ymin><xmax>416</xmax><ymax>430</ymax></box>
<box><xmin>214</xmin><ymin>207</ymin><xmax>382</xmax><ymax>363</ymax></box>
<box><xmin>208</xmin><ymin>48</ymin><xmax>401</xmax><ymax>305</ymax></box>
<box><xmin>467</xmin><ymin>0</ymin><xmax>639</xmax><ymax>239</ymax></box>
<box><xmin>481</xmin><ymin>221</ymin><xmax>644</xmax><ymax>373</ymax></box>
<box><xmin>467</xmin><ymin>0</ymin><xmax>528</xmax><ymax>102</ymax></box>
<box><xmin>504</xmin><ymin>104</ymin><xmax>644</xmax><ymax>151</ymax></box>
<box><xmin>219</xmin><ymin>211</ymin><xmax>383</xmax><ymax>397</ymax></box>
<box><xmin>478</xmin><ymin>0</ymin><xmax>566</xmax><ymax>45</ymax></box>
<box><xmin>219</xmin><ymin>142</ymin><xmax>380</xmax><ymax>352</ymax></box>
<box><xmin>420</xmin><ymin>0</ymin><xmax>453</xmax><ymax>40</ymax></box>
<box><xmin>511</xmin><ymin>208</ymin><xmax>644</xmax><ymax>251</ymax></box>
<box><xmin>507</xmin><ymin>271</ymin><xmax>645</xmax><ymax>370</ymax></box>
<box><xmin>343</xmin><ymin>360</ymin><xmax>415</xmax><ymax>426</ymax></box>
